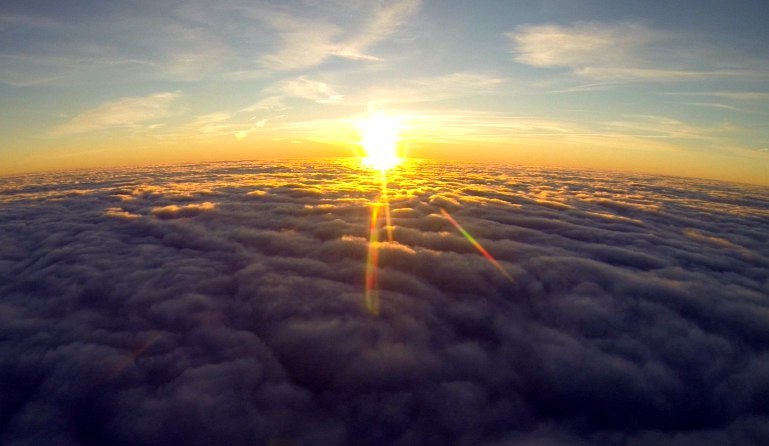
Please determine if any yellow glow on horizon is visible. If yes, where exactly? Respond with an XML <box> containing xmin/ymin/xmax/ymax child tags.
<box><xmin>357</xmin><ymin>113</ymin><xmax>402</xmax><ymax>171</ymax></box>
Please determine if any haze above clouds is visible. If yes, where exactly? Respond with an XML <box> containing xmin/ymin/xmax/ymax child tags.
<box><xmin>2</xmin><ymin>0</ymin><xmax>769</xmax><ymax>183</ymax></box>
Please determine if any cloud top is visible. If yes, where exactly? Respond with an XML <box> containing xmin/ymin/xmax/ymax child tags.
<box><xmin>1</xmin><ymin>159</ymin><xmax>768</xmax><ymax>445</ymax></box>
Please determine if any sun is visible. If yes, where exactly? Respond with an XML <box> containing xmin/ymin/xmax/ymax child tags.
<box><xmin>357</xmin><ymin>113</ymin><xmax>402</xmax><ymax>171</ymax></box>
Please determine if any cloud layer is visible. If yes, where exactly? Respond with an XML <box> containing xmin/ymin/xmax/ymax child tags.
<box><xmin>508</xmin><ymin>22</ymin><xmax>756</xmax><ymax>81</ymax></box>
<box><xmin>1</xmin><ymin>160</ymin><xmax>768</xmax><ymax>445</ymax></box>
<box><xmin>0</xmin><ymin>0</ymin><xmax>421</xmax><ymax>86</ymax></box>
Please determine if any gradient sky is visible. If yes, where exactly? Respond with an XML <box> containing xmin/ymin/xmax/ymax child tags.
<box><xmin>2</xmin><ymin>0</ymin><xmax>769</xmax><ymax>184</ymax></box>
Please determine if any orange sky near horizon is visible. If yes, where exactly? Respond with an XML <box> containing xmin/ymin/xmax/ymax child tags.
<box><xmin>2</xmin><ymin>1</ymin><xmax>768</xmax><ymax>186</ymax></box>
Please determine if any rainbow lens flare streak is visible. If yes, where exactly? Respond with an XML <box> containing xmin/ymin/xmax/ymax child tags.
<box><xmin>380</xmin><ymin>170</ymin><xmax>394</xmax><ymax>244</ymax></box>
<box><xmin>440</xmin><ymin>208</ymin><xmax>514</xmax><ymax>283</ymax></box>
<box><xmin>106</xmin><ymin>333</ymin><xmax>162</xmax><ymax>380</ymax></box>
<box><xmin>363</xmin><ymin>171</ymin><xmax>513</xmax><ymax>315</ymax></box>
<box><xmin>365</xmin><ymin>202</ymin><xmax>381</xmax><ymax>316</ymax></box>
<box><xmin>364</xmin><ymin>168</ymin><xmax>396</xmax><ymax>315</ymax></box>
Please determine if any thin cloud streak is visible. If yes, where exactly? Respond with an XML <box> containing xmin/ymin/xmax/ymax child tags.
<box><xmin>358</xmin><ymin>72</ymin><xmax>507</xmax><ymax>106</ymax></box>
<box><xmin>0</xmin><ymin>1</ymin><xmax>421</xmax><ymax>84</ymax></box>
<box><xmin>258</xmin><ymin>109</ymin><xmax>747</xmax><ymax>157</ymax></box>
<box><xmin>333</xmin><ymin>0</ymin><xmax>421</xmax><ymax>60</ymax></box>
<box><xmin>49</xmin><ymin>92</ymin><xmax>181</xmax><ymax>137</ymax></box>
<box><xmin>602</xmin><ymin>114</ymin><xmax>734</xmax><ymax>141</ymax></box>
<box><xmin>266</xmin><ymin>77</ymin><xmax>344</xmax><ymax>104</ymax></box>
<box><xmin>251</xmin><ymin>0</ymin><xmax>420</xmax><ymax>71</ymax></box>
<box><xmin>508</xmin><ymin>22</ymin><xmax>769</xmax><ymax>82</ymax></box>
<box><xmin>664</xmin><ymin>91</ymin><xmax>769</xmax><ymax>101</ymax></box>
<box><xmin>510</xmin><ymin>22</ymin><xmax>664</xmax><ymax>68</ymax></box>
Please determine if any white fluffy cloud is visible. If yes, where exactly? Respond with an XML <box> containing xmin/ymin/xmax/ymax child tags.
<box><xmin>1</xmin><ymin>160</ymin><xmax>768</xmax><ymax>445</ymax></box>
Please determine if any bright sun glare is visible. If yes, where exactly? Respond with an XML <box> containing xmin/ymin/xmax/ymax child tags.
<box><xmin>358</xmin><ymin>113</ymin><xmax>402</xmax><ymax>171</ymax></box>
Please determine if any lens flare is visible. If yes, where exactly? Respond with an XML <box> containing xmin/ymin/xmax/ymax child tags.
<box><xmin>440</xmin><ymin>208</ymin><xmax>514</xmax><ymax>283</ymax></box>
<box><xmin>380</xmin><ymin>170</ymin><xmax>394</xmax><ymax>243</ymax></box>
<box><xmin>365</xmin><ymin>203</ymin><xmax>381</xmax><ymax>315</ymax></box>
<box><xmin>106</xmin><ymin>332</ymin><xmax>162</xmax><ymax>380</ymax></box>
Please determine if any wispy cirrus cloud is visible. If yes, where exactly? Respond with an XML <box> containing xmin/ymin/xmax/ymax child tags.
<box><xmin>601</xmin><ymin>114</ymin><xmax>736</xmax><ymax>140</ymax></box>
<box><xmin>0</xmin><ymin>13</ymin><xmax>61</xmax><ymax>28</ymax></box>
<box><xmin>661</xmin><ymin>91</ymin><xmax>769</xmax><ymax>113</ymax></box>
<box><xmin>250</xmin><ymin>71</ymin><xmax>504</xmax><ymax>115</ymax></box>
<box><xmin>169</xmin><ymin>76</ymin><xmax>342</xmax><ymax>141</ymax></box>
<box><xmin>188</xmin><ymin>112</ymin><xmax>234</xmax><ymax>136</ymax></box>
<box><xmin>664</xmin><ymin>91</ymin><xmax>769</xmax><ymax>101</ymax></box>
<box><xmin>507</xmin><ymin>22</ymin><xmax>763</xmax><ymax>82</ymax></box>
<box><xmin>402</xmin><ymin>110</ymin><xmax>581</xmax><ymax>143</ymax></box>
<box><xmin>0</xmin><ymin>52</ymin><xmax>153</xmax><ymax>87</ymax></box>
<box><xmin>242</xmin><ymin>96</ymin><xmax>290</xmax><ymax>113</ymax></box>
<box><xmin>252</xmin><ymin>11</ymin><xmax>342</xmax><ymax>71</ymax></box>
<box><xmin>339</xmin><ymin>72</ymin><xmax>506</xmax><ymax>109</ymax></box>
<box><xmin>167</xmin><ymin>71</ymin><xmax>504</xmax><ymax>143</ymax></box>
<box><xmin>253</xmin><ymin>0</ymin><xmax>421</xmax><ymax>70</ymax></box>
<box><xmin>384</xmin><ymin>109</ymin><xmax>756</xmax><ymax>166</ymax></box>
<box><xmin>0</xmin><ymin>8</ymin><xmax>225</xmax><ymax>85</ymax></box>
<box><xmin>1</xmin><ymin>1</ymin><xmax>421</xmax><ymax>85</ymax></box>
<box><xmin>266</xmin><ymin>77</ymin><xmax>344</xmax><ymax>104</ymax></box>
<box><xmin>50</xmin><ymin>92</ymin><xmax>180</xmax><ymax>137</ymax></box>
<box><xmin>1</xmin><ymin>0</ymin><xmax>418</xmax><ymax>87</ymax></box>
<box><xmin>333</xmin><ymin>0</ymin><xmax>421</xmax><ymax>60</ymax></box>
<box><xmin>510</xmin><ymin>22</ymin><xmax>663</xmax><ymax>69</ymax></box>
<box><xmin>159</xmin><ymin>109</ymin><xmax>272</xmax><ymax>142</ymax></box>
<box><xmin>395</xmin><ymin>72</ymin><xmax>505</xmax><ymax>102</ymax></box>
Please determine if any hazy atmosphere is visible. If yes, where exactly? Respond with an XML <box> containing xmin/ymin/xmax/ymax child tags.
<box><xmin>2</xmin><ymin>0</ymin><xmax>769</xmax><ymax>183</ymax></box>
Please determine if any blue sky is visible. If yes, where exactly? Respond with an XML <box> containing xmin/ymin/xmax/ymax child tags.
<box><xmin>1</xmin><ymin>0</ymin><xmax>769</xmax><ymax>184</ymax></box>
